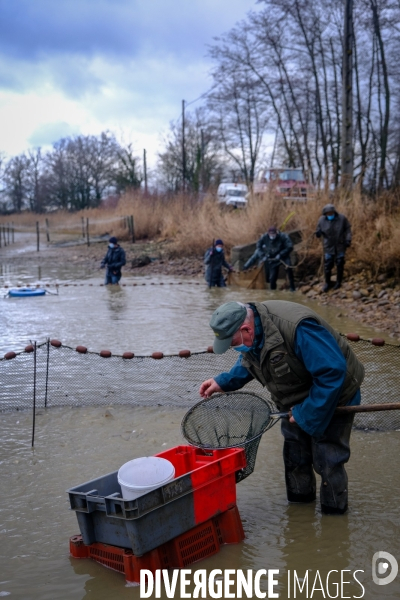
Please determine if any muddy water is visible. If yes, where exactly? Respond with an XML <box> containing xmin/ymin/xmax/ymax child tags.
<box><xmin>0</xmin><ymin>275</ymin><xmax>394</xmax><ymax>356</ymax></box>
<box><xmin>1</xmin><ymin>407</ymin><xmax>399</xmax><ymax>600</ymax></box>
<box><xmin>1</xmin><ymin>245</ymin><xmax>400</xmax><ymax>599</ymax></box>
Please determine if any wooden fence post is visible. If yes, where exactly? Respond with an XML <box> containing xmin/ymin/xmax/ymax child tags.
<box><xmin>130</xmin><ymin>215</ymin><xmax>135</xmax><ymax>243</ymax></box>
<box><xmin>86</xmin><ymin>218</ymin><xmax>90</xmax><ymax>246</ymax></box>
<box><xmin>81</xmin><ymin>217</ymin><xmax>85</xmax><ymax>238</ymax></box>
<box><xmin>36</xmin><ymin>222</ymin><xmax>40</xmax><ymax>251</ymax></box>
<box><xmin>45</xmin><ymin>218</ymin><xmax>50</xmax><ymax>242</ymax></box>
<box><xmin>11</xmin><ymin>222</ymin><xmax>14</xmax><ymax>243</ymax></box>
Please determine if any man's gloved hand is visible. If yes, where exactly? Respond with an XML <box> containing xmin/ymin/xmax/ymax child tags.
<box><xmin>315</xmin><ymin>230</ymin><xmax>322</xmax><ymax>238</ymax></box>
<box><xmin>345</xmin><ymin>241</ymin><xmax>351</xmax><ymax>248</ymax></box>
<box><xmin>100</xmin><ymin>263</ymin><xmax>105</xmax><ymax>269</ymax></box>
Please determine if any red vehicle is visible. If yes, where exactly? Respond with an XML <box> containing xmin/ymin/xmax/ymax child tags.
<box><xmin>253</xmin><ymin>168</ymin><xmax>314</xmax><ymax>200</ymax></box>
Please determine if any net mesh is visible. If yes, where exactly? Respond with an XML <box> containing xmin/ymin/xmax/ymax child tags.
<box><xmin>182</xmin><ymin>392</ymin><xmax>277</xmax><ymax>481</ymax></box>
<box><xmin>1</xmin><ymin>336</ymin><xmax>400</xmax><ymax>475</ymax></box>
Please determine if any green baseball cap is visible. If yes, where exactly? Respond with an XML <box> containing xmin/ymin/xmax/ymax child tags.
<box><xmin>209</xmin><ymin>301</ymin><xmax>247</xmax><ymax>354</ymax></box>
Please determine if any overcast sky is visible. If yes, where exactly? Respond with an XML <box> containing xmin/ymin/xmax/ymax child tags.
<box><xmin>0</xmin><ymin>0</ymin><xmax>258</xmax><ymax>168</ymax></box>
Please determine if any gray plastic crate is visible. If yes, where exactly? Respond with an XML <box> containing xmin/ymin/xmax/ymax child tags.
<box><xmin>67</xmin><ymin>446</ymin><xmax>245</xmax><ymax>556</ymax></box>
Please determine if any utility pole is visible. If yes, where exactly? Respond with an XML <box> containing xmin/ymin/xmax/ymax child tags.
<box><xmin>200</xmin><ymin>128</ymin><xmax>205</xmax><ymax>193</ymax></box>
<box><xmin>143</xmin><ymin>148</ymin><xmax>148</xmax><ymax>195</ymax></box>
<box><xmin>341</xmin><ymin>0</ymin><xmax>353</xmax><ymax>190</ymax></box>
<box><xmin>182</xmin><ymin>99</ymin><xmax>186</xmax><ymax>192</ymax></box>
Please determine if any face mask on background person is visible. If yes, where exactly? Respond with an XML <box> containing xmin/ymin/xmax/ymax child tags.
<box><xmin>327</xmin><ymin>215</ymin><xmax>335</xmax><ymax>221</ymax></box>
<box><xmin>215</xmin><ymin>246</ymin><xmax>223</xmax><ymax>252</ymax></box>
<box><xmin>268</xmin><ymin>234</ymin><xmax>277</xmax><ymax>240</ymax></box>
<box><xmin>109</xmin><ymin>243</ymin><xmax>115</xmax><ymax>248</ymax></box>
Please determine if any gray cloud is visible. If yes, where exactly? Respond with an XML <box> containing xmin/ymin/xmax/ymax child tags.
<box><xmin>0</xmin><ymin>0</ymin><xmax>257</xmax><ymax>62</ymax></box>
<box><xmin>28</xmin><ymin>121</ymin><xmax>81</xmax><ymax>147</ymax></box>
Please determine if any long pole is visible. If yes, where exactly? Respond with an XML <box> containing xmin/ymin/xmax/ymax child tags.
<box><xmin>200</xmin><ymin>128</ymin><xmax>205</xmax><ymax>193</ymax></box>
<box><xmin>45</xmin><ymin>218</ymin><xmax>50</xmax><ymax>242</ymax></box>
<box><xmin>7</xmin><ymin>224</ymin><xmax>10</xmax><ymax>245</ymax></box>
<box><xmin>44</xmin><ymin>338</ymin><xmax>50</xmax><ymax>408</ymax></box>
<box><xmin>182</xmin><ymin>99</ymin><xmax>186</xmax><ymax>192</ymax></box>
<box><xmin>2</xmin><ymin>225</ymin><xmax>6</xmax><ymax>247</ymax></box>
<box><xmin>143</xmin><ymin>149</ymin><xmax>148</xmax><ymax>195</ymax></box>
<box><xmin>81</xmin><ymin>217</ymin><xmax>85</xmax><ymax>238</ymax></box>
<box><xmin>36</xmin><ymin>222</ymin><xmax>40</xmax><ymax>252</ymax></box>
<box><xmin>341</xmin><ymin>0</ymin><xmax>354</xmax><ymax>189</ymax></box>
<box><xmin>31</xmin><ymin>341</ymin><xmax>37</xmax><ymax>448</ymax></box>
<box><xmin>130</xmin><ymin>215</ymin><xmax>135</xmax><ymax>243</ymax></box>
<box><xmin>12</xmin><ymin>222</ymin><xmax>14</xmax><ymax>243</ymax></box>
<box><xmin>86</xmin><ymin>218</ymin><xmax>90</xmax><ymax>246</ymax></box>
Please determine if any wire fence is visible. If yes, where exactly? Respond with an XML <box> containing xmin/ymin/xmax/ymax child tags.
<box><xmin>0</xmin><ymin>213</ymin><xmax>136</xmax><ymax>249</ymax></box>
<box><xmin>1</xmin><ymin>336</ymin><xmax>400</xmax><ymax>437</ymax></box>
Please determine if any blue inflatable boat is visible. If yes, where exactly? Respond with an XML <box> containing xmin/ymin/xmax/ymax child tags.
<box><xmin>9</xmin><ymin>288</ymin><xmax>46</xmax><ymax>297</ymax></box>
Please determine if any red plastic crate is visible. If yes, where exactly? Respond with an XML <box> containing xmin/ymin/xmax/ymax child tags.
<box><xmin>70</xmin><ymin>505</ymin><xmax>244</xmax><ymax>584</ymax></box>
<box><xmin>68</xmin><ymin>445</ymin><xmax>246</xmax><ymax>556</ymax></box>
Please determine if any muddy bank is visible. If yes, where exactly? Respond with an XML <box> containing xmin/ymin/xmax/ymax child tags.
<box><xmin>297</xmin><ymin>272</ymin><xmax>400</xmax><ymax>340</ymax></box>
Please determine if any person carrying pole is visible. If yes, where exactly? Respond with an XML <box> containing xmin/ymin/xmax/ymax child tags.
<box><xmin>243</xmin><ymin>227</ymin><xmax>295</xmax><ymax>291</ymax></box>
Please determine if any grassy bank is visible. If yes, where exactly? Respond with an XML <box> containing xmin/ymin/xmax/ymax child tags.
<box><xmin>1</xmin><ymin>190</ymin><xmax>400</xmax><ymax>277</ymax></box>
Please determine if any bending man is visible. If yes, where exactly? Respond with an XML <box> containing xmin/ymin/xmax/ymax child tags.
<box><xmin>243</xmin><ymin>227</ymin><xmax>295</xmax><ymax>291</ymax></box>
<box><xmin>199</xmin><ymin>300</ymin><xmax>364</xmax><ymax>514</ymax></box>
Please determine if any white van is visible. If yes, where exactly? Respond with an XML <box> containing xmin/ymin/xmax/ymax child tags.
<box><xmin>217</xmin><ymin>183</ymin><xmax>248</xmax><ymax>208</ymax></box>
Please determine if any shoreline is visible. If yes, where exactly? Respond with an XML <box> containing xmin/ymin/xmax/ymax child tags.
<box><xmin>1</xmin><ymin>236</ymin><xmax>399</xmax><ymax>341</ymax></box>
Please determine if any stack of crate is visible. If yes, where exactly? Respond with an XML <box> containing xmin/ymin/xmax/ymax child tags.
<box><xmin>68</xmin><ymin>445</ymin><xmax>246</xmax><ymax>584</ymax></box>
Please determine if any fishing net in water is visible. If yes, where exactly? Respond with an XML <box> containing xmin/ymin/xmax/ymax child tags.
<box><xmin>181</xmin><ymin>392</ymin><xmax>278</xmax><ymax>482</ymax></box>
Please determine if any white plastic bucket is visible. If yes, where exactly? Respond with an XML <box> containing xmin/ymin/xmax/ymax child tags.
<box><xmin>118</xmin><ymin>456</ymin><xmax>175</xmax><ymax>500</ymax></box>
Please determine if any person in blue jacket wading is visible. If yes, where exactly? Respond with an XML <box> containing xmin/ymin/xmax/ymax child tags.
<box><xmin>100</xmin><ymin>236</ymin><xmax>126</xmax><ymax>285</ymax></box>
<box><xmin>204</xmin><ymin>239</ymin><xmax>233</xmax><ymax>287</ymax></box>
<box><xmin>199</xmin><ymin>300</ymin><xmax>365</xmax><ymax>515</ymax></box>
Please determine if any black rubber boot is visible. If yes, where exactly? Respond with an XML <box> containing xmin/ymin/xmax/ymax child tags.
<box><xmin>282</xmin><ymin>420</ymin><xmax>316</xmax><ymax>504</ymax></box>
<box><xmin>312</xmin><ymin>413</ymin><xmax>354</xmax><ymax>516</ymax></box>
<box><xmin>333</xmin><ymin>259</ymin><xmax>345</xmax><ymax>290</ymax></box>
<box><xmin>287</xmin><ymin>268</ymin><xmax>296</xmax><ymax>292</ymax></box>
<box><xmin>321</xmin><ymin>503</ymin><xmax>348</xmax><ymax>515</ymax></box>
<box><xmin>322</xmin><ymin>272</ymin><xmax>331</xmax><ymax>293</ymax></box>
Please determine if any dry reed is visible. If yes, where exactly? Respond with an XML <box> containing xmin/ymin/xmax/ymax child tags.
<box><xmin>1</xmin><ymin>189</ymin><xmax>400</xmax><ymax>276</ymax></box>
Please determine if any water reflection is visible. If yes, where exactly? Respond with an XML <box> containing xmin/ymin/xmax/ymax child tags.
<box><xmin>105</xmin><ymin>285</ymin><xmax>128</xmax><ymax>320</ymax></box>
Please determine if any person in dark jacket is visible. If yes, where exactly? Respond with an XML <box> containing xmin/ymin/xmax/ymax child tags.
<box><xmin>100</xmin><ymin>236</ymin><xmax>126</xmax><ymax>285</ymax></box>
<box><xmin>204</xmin><ymin>239</ymin><xmax>233</xmax><ymax>287</ymax></box>
<box><xmin>243</xmin><ymin>227</ymin><xmax>295</xmax><ymax>291</ymax></box>
<box><xmin>199</xmin><ymin>300</ymin><xmax>365</xmax><ymax>514</ymax></box>
<box><xmin>316</xmin><ymin>204</ymin><xmax>352</xmax><ymax>292</ymax></box>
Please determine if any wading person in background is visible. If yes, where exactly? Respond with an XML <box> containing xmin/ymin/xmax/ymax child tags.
<box><xmin>100</xmin><ymin>236</ymin><xmax>126</xmax><ymax>285</ymax></box>
<box><xmin>243</xmin><ymin>227</ymin><xmax>295</xmax><ymax>291</ymax></box>
<box><xmin>316</xmin><ymin>204</ymin><xmax>352</xmax><ymax>292</ymax></box>
<box><xmin>204</xmin><ymin>239</ymin><xmax>233</xmax><ymax>287</ymax></box>
<box><xmin>199</xmin><ymin>300</ymin><xmax>364</xmax><ymax>515</ymax></box>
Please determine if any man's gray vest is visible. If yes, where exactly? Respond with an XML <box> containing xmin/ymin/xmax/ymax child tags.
<box><xmin>241</xmin><ymin>301</ymin><xmax>364</xmax><ymax>409</ymax></box>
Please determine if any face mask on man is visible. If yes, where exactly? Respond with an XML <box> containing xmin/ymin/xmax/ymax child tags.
<box><xmin>268</xmin><ymin>234</ymin><xmax>277</xmax><ymax>240</ymax></box>
<box><xmin>109</xmin><ymin>243</ymin><xmax>115</xmax><ymax>248</ymax></box>
<box><xmin>326</xmin><ymin>214</ymin><xmax>335</xmax><ymax>221</ymax></box>
<box><xmin>215</xmin><ymin>246</ymin><xmax>223</xmax><ymax>252</ymax></box>
<box><xmin>232</xmin><ymin>331</ymin><xmax>253</xmax><ymax>353</ymax></box>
